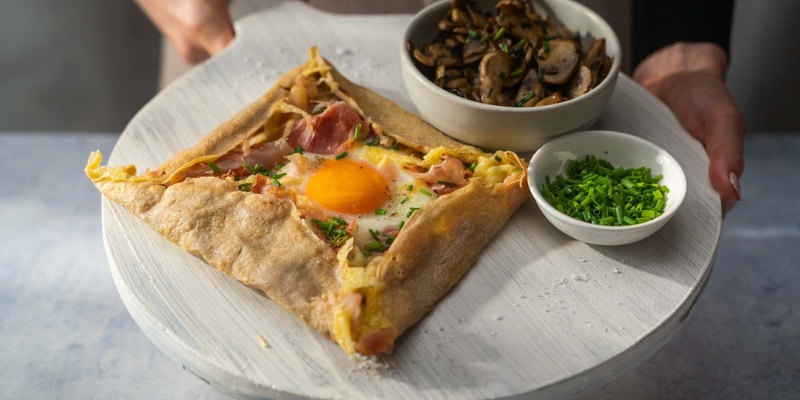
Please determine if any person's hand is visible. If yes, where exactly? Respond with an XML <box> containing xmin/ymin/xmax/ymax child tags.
<box><xmin>134</xmin><ymin>0</ymin><xmax>234</xmax><ymax>64</ymax></box>
<box><xmin>633</xmin><ymin>42</ymin><xmax>745</xmax><ymax>216</ymax></box>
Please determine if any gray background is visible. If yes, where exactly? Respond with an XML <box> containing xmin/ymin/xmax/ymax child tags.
<box><xmin>1</xmin><ymin>1</ymin><xmax>797</xmax><ymax>399</ymax></box>
<box><xmin>1</xmin><ymin>0</ymin><xmax>798</xmax><ymax>132</ymax></box>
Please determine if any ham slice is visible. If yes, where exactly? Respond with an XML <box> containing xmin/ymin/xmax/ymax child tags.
<box><xmin>408</xmin><ymin>156</ymin><xmax>470</xmax><ymax>193</ymax></box>
<box><xmin>173</xmin><ymin>140</ymin><xmax>293</xmax><ymax>182</ymax></box>
<box><xmin>288</xmin><ymin>101</ymin><xmax>362</xmax><ymax>154</ymax></box>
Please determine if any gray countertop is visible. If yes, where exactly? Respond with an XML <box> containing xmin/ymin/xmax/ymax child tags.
<box><xmin>1</xmin><ymin>131</ymin><xmax>797</xmax><ymax>399</ymax></box>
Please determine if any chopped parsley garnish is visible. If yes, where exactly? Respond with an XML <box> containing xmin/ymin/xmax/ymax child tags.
<box><xmin>312</xmin><ymin>217</ymin><xmax>350</xmax><ymax>247</ymax></box>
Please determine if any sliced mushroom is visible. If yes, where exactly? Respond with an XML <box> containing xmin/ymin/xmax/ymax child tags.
<box><xmin>535</xmin><ymin>92</ymin><xmax>565</xmax><ymax>107</ymax></box>
<box><xmin>587</xmin><ymin>54</ymin><xmax>612</xmax><ymax>87</ymax></box>
<box><xmin>438</xmin><ymin>19</ymin><xmax>456</xmax><ymax>32</ymax></box>
<box><xmin>566</xmin><ymin>65</ymin><xmax>592</xmax><ymax>99</ymax></box>
<box><xmin>444</xmin><ymin>68</ymin><xmax>470</xmax><ymax>92</ymax></box>
<box><xmin>544</xmin><ymin>15</ymin><xmax>575</xmax><ymax>40</ymax></box>
<box><xmin>451</xmin><ymin>7</ymin><xmax>471</xmax><ymax>25</ymax></box>
<box><xmin>479</xmin><ymin>51</ymin><xmax>511</xmax><ymax>105</ymax></box>
<box><xmin>496</xmin><ymin>0</ymin><xmax>545</xmax><ymax>44</ymax></box>
<box><xmin>463</xmin><ymin>40</ymin><xmax>489</xmax><ymax>64</ymax></box>
<box><xmin>434</xmin><ymin>65</ymin><xmax>447</xmax><ymax>88</ymax></box>
<box><xmin>504</xmin><ymin>45</ymin><xmax>533</xmax><ymax>87</ymax></box>
<box><xmin>412</xmin><ymin>43</ymin><xmax>453</xmax><ymax>67</ymax></box>
<box><xmin>514</xmin><ymin>68</ymin><xmax>543</xmax><ymax>107</ymax></box>
<box><xmin>582</xmin><ymin>38</ymin><xmax>606</xmax><ymax>67</ymax></box>
<box><xmin>537</xmin><ymin>38</ymin><xmax>580</xmax><ymax>85</ymax></box>
<box><xmin>467</xmin><ymin>6</ymin><xmax>488</xmax><ymax>28</ymax></box>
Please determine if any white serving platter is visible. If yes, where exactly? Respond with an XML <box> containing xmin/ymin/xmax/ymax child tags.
<box><xmin>101</xmin><ymin>2</ymin><xmax>722</xmax><ymax>399</ymax></box>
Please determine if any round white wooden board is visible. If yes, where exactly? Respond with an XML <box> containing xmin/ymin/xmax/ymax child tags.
<box><xmin>101</xmin><ymin>2</ymin><xmax>722</xmax><ymax>399</ymax></box>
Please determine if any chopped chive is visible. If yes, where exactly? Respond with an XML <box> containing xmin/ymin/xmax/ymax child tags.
<box><xmin>540</xmin><ymin>157</ymin><xmax>668</xmax><ymax>226</ymax></box>
<box><xmin>335</xmin><ymin>152</ymin><xmax>348</xmax><ymax>160</ymax></box>
<box><xmin>494</xmin><ymin>154</ymin><xmax>502</xmax><ymax>162</ymax></box>
<box><xmin>468</xmin><ymin>162</ymin><xmax>477</xmax><ymax>171</ymax></box>
<box><xmin>398</xmin><ymin>220</ymin><xmax>405</xmax><ymax>230</ymax></box>
<box><xmin>515</xmin><ymin>92</ymin><xmax>535</xmax><ymax>107</ymax></box>
<box><xmin>419</xmin><ymin>188</ymin><xmax>432</xmax><ymax>197</ymax></box>
<box><xmin>238</xmin><ymin>183</ymin><xmax>252</xmax><ymax>191</ymax></box>
<box><xmin>407</xmin><ymin>207</ymin><xmax>420</xmax><ymax>218</ymax></box>
<box><xmin>311</xmin><ymin>217</ymin><xmax>351</xmax><ymax>247</ymax></box>
<box><xmin>437</xmin><ymin>181</ymin><xmax>457</xmax><ymax>187</ymax></box>
<box><xmin>293</xmin><ymin>145</ymin><xmax>304</xmax><ymax>154</ymax></box>
<box><xmin>366</xmin><ymin>140</ymin><xmax>378</xmax><ymax>146</ymax></box>
<box><xmin>375</xmin><ymin>208</ymin><xmax>387</xmax><ymax>215</ymax></box>
<box><xmin>406</xmin><ymin>184</ymin><xmax>414</xmax><ymax>191</ymax></box>
<box><xmin>369</xmin><ymin>228</ymin><xmax>382</xmax><ymax>242</ymax></box>
<box><xmin>354</xmin><ymin>123</ymin><xmax>362</xmax><ymax>140</ymax></box>
<box><xmin>208</xmin><ymin>161</ymin><xmax>220</xmax><ymax>173</ymax></box>
<box><xmin>391</xmin><ymin>141</ymin><xmax>400</xmax><ymax>150</ymax></box>
<box><xmin>493</xmin><ymin>27</ymin><xmax>506</xmax><ymax>41</ymax></box>
<box><xmin>364</xmin><ymin>241</ymin><xmax>385</xmax><ymax>251</ymax></box>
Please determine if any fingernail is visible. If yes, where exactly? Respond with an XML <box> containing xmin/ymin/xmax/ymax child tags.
<box><xmin>729</xmin><ymin>171</ymin><xmax>741</xmax><ymax>200</ymax></box>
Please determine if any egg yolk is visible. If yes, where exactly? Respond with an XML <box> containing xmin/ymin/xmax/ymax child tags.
<box><xmin>306</xmin><ymin>158</ymin><xmax>389</xmax><ymax>215</ymax></box>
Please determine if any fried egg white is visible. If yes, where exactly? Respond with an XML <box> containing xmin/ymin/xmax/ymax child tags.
<box><xmin>279</xmin><ymin>143</ymin><xmax>437</xmax><ymax>252</ymax></box>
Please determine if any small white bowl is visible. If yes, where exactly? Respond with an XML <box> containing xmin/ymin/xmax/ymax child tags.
<box><xmin>527</xmin><ymin>130</ymin><xmax>687</xmax><ymax>246</ymax></box>
<box><xmin>400</xmin><ymin>0</ymin><xmax>621</xmax><ymax>153</ymax></box>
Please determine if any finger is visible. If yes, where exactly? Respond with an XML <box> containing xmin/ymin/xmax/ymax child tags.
<box><xmin>703</xmin><ymin>98</ymin><xmax>745</xmax><ymax>209</ymax></box>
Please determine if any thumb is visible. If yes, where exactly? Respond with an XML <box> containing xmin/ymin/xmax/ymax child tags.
<box><xmin>197</xmin><ymin>14</ymin><xmax>235</xmax><ymax>56</ymax></box>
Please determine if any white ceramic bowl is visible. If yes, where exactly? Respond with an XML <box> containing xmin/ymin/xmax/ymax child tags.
<box><xmin>527</xmin><ymin>130</ymin><xmax>687</xmax><ymax>246</ymax></box>
<box><xmin>400</xmin><ymin>0</ymin><xmax>621</xmax><ymax>153</ymax></box>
